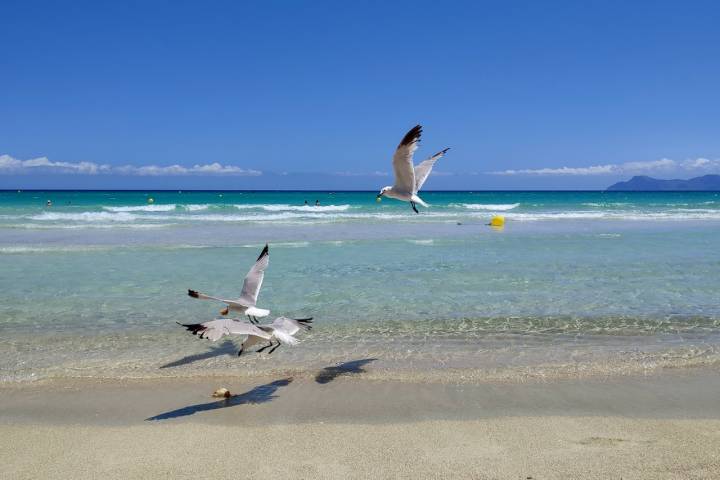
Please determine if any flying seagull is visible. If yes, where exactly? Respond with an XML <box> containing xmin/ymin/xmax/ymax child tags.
<box><xmin>177</xmin><ymin>318</ymin><xmax>272</xmax><ymax>342</ymax></box>
<box><xmin>188</xmin><ymin>244</ymin><xmax>270</xmax><ymax>323</ymax></box>
<box><xmin>243</xmin><ymin>316</ymin><xmax>313</xmax><ymax>355</ymax></box>
<box><xmin>377</xmin><ymin>125</ymin><xmax>449</xmax><ymax>213</ymax></box>
<box><xmin>177</xmin><ymin>316</ymin><xmax>312</xmax><ymax>356</ymax></box>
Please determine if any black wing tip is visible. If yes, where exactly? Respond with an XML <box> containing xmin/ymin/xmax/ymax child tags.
<box><xmin>188</xmin><ymin>289</ymin><xmax>199</xmax><ymax>298</ymax></box>
<box><xmin>257</xmin><ymin>243</ymin><xmax>269</xmax><ymax>261</ymax></box>
<box><xmin>177</xmin><ymin>322</ymin><xmax>207</xmax><ymax>336</ymax></box>
<box><xmin>295</xmin><ymin>317</ymin><xmax>313</xmax><ymax>330</ymax></box>
<box><xmin>438</xmin><ymin>147</ymin><xmax>450</xmax><ymax>155</ymax></box>
<box><xmin>399</xmin><ymin>124</ymin><xmax>422</xmax><ymax>147</ymax></box>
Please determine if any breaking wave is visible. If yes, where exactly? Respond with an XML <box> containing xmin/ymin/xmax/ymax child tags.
<box><xmin>233</xmin><ymin>204</ymin><xmax>351</xmax><ymax>212</ymax></box>
<box><xmin>458</xmin><ymin>203</ymin><xmax>520</xmax><ymax>211</ymax></box>
<box><xmin>30</xmin><ymin>212</ymin><xmax>138</xmax><ymax>222</ymax></box>
<box><xmin>103</xmin><ymin>204</ymin><xmax>178</xmax><ymax>212</ymax></box>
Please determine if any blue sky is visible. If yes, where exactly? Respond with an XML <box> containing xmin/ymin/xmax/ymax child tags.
<box><xmin>2</xmin><ymin>0</ymin><xmax>720</xmax><ymax>189</ymax></box>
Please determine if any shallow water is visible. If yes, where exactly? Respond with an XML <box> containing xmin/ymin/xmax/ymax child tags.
<box><xmin>1</xmin><ymin>190</ymin><xmax>720</xmax><ymax>382</ymax></box>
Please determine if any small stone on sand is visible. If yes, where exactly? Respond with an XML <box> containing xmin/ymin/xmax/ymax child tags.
<box><xmin>212</xmin><ymin>388</ymin><xmax>231</xmax><ymax>398</ymax></box>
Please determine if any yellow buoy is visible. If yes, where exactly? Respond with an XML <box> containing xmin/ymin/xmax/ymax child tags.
<box><xmin>147</xmin><ymin>197</ymin><xmax>154</xmax><ymax>204</ymax></box>
<box><xmin>376</xmin><ymin>196</ymin><xmax>382</xmax><ymax>202</ymax></box>
<box><xmin>490</xmin><ymin>215</ymin><xmax>505</xmax><ymax>227</ymax></box>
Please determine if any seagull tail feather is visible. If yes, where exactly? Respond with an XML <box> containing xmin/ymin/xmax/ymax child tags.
<box><xmin>273</xmin><ymin>329</ymin><xmax>299</xmax><ymax>346</ymax></box>
<box><xmin>411</xmin><ymin>195</ymin><xmax>429</xmax><ymax>208</ymax></box>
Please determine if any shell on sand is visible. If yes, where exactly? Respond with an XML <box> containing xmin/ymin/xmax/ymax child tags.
<box><xmin>212</xmin><ymin>388</ymin><xmax>231</xmax><ymax>398</ymax></box>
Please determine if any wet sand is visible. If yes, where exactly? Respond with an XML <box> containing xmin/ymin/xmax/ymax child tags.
<box><xmin>2</xmin><ymin>369</ymin><xmax>720</xmax><ymax>479</ymax></box>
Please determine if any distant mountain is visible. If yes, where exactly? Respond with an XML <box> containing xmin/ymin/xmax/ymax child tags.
<box><xmin>606</xmin><ymin>174</ymin><xmax>720</xmax><ymax>191</ymax></box>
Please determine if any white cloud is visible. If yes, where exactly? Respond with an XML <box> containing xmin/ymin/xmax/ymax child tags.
<box><xmin>333</xmin><ymin>170</ymin><xmax>454</xmax><ymax>177</ymax></box>
<box><xmin>114</xmin><ymin>162</ymin><xmax>261</xmax><ymax>176</ymax></box>
<box><xmin>428</xmin><ymin>170</ymin><xmax>455</xmax><ymax>177</ymax></box>
<box><xmin>490</xmin><ymin>164</ymin><xmax>616</xmax><ymax>175</ymax></box>
<box><xmin>333</xmin><ymin>171</ymin><xmax>390</xmax><ymax>177</ymax></box>
<box><xmin>489</xmin><ymin>158</ymin><xmax>720</xmax><ymax>176</ymax></box>
<box><xmin>0</xmin><ymin>154</ymin><xmax>262</xmax><ymax>176</ymax></box>
<box><xmin>0</xmin><ymin>155</ymin><xmax>112</xmax><ymax>174</ymax></box>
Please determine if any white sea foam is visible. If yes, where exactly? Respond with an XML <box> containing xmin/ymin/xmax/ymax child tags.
<box><xmin>6</xmin><ymin>223</ymin><xmax>174</xmax><ymax>230</ymax></box>
<box><xmin>273</xmin><ymin>241</ymin><xmax>310</xmax><ymax>248</ymax></box>
<box><xmin>147</xmin><ymin>211</ymin><xmax>433</xmax><ymax>223</ymax></box>
<box><xmin>107</xmin><ymin>204</ymin><xmax>224</xmax><ymax>212</ymax></box>
<box><xmin>0</xmin><ymin>245</ymin><xmax>115</xmax><ymax>253</ymax></box>
<box><xmin>103</xmin><ymin>204</ymin><xmax>177</xmax><ymax>212</ymax></box>
<box><xmin>674</xmin><ymin>208</ymin><xmax>720</xmax><ymax>213</ymax></box>
<box><xmin>408</xmin><ymin>239</ymin><xmax>434</xmax><ymax>245</ymax></box>
<box><xmin>182</xmin><ymin>204</ymin><xmax>211</xmax><ymax>211</ymax></box>
<box><xmin>501</xmin><ymin>211</ymin><xmax>720</xmax><ymax>221</ymax></box>
<box><xmin>16</xmin><ymin>204</ymin><xmax>720</xmax><ymax>228</ymax></box>
<box><xmin>158</xmin><ymin>212</ymin><xmax>301</xmax><ymax>222</ymax></box>
<box><xmin>581</xmin><ymin>202</ymin><xmax>632</xmax><ymax>207</ymax></box>
<box><xmin>458</xmin><ymin>203</ymin><xmax>520</xmax><ymax>211</ymax></box>
<box><xmin>234</xmin><ymin>204</ymin><xmax>351</xmax><ymax>212</ymax></box>
<box><xmin>29</xmin><ymin>212</ymin><xmax>139</xmax><ymax>222</ymax></box>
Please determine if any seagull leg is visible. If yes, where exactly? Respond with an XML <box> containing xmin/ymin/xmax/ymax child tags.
<box><xmin>237</xmin><ymin>347</ymin><xmax>243</xmax><ymax>357</ymax></box>
<box><xmin>256</xmin><ymin>342</ymin><xmax>273</xmax><ymax>353</ymax></box>
<box><xmin>411</xmin><ymin>201</ymin><xmax>419</xmax><ymax>214</ymax></box>
<box><xmin>252</xmin><ymin>316</ymin><xmax>258</xmax><ymax>324</ymax></box>
<box><xmin>268</xmin><ymin>342</ymin><xmax>281</xmax><ymax>354</ymax></box>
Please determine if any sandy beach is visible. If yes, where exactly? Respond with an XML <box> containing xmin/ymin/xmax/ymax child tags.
<box><xmin>2</xmin><ymin>369</ymin><xmax>719</xmax><ymax>479</ymax></box>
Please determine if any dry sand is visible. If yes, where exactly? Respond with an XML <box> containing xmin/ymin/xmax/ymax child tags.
<box><xmin>2</xmin><ymin>369</ymin><xmax>720</xmax><ymax>479</ymax></box>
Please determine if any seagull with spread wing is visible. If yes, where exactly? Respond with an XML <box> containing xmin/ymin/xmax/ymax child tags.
<box><xmin>176</xmin><ymin>318</ymin><xmax>296</xmax><ymax>356</ymax></box>
<box><xmin>376</xmin><ymin>124</ymin><xmax>449</xmax><ymax>213</ymax></box>
<box><xmin>177</xmin><ymin>316</ymin><xmax>312</xmax><ymax>356</ymax></box>
<box><xmin>188</xmin><ymin>244</ymin><xmax>270</xmax><ymax>323</ymax></box>
<box><xmin>245</xmin><ymin>316</ymin><xmax>313</xmax><ymax>355</ymax></box>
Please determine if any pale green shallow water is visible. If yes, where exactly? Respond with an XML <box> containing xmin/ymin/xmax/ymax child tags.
<box><xmin>1</xmin><ymin>191</ymin><xmax>720</xmax><ymax>382</ymax></box>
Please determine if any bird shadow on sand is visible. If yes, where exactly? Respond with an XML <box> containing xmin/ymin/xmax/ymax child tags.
<box><xmin>159</xmin><ymin>340</ymin><xmax>238</xmax><ymax>369</ymax></box>
<box><xmin>314</xmin><ymin>358</ymin><xmax>377</xmax><ymax>384</ymax></box>
<box><xmin>146</xmin><ymin>378</ymin><xmax>293</xmax><ymax>421</ymax></box>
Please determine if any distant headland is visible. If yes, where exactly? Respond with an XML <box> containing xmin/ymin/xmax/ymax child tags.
<box><xmin>606</xmin><ymin>174</ymin><xmax>720</xmax><ymax>191</ymax></box>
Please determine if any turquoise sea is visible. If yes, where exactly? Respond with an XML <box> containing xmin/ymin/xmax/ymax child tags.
<box><xmin>2</xmin><ymin>190</ymin><xmax>720</xmax><ymax>383</ymax></box>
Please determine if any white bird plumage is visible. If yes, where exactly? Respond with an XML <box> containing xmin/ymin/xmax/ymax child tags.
<box><xmin>188</xmin><ymin>244</ymin><xmax>271</xmax><ymax>322</ymax></box>
<box><xmin>377</xmin><ymin>125</ymin><xmax>449</xmax><ymax>213</ymax></box>
<box><xmin>247</xmin><ymin>316</ymin><xmax>313</xmax><ymax>355</ymax></box>
<box><xmin>176</xmin><ymin>317</ymin><xmax>272</xmax><ymax>342</ymax></box>
<box><xmin>177</xmin><ymin>316</ymin><xmax>313</xmax><ymax>356</ymax></box>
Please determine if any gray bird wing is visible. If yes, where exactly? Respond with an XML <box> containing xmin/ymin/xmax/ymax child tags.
<box><xmin>414</xmin><ymin>148</ymin><xmax>449</xmax><ymax>193</ymax></box>
<box><xmin>237</xmin><ymin>244</ymin><xmax>269</xmax><ymax>306</ymax></box>
<box><xmin>391</xmin><ymin>125</ymin><xmax>422</xmax><ymax>194</ymax></box>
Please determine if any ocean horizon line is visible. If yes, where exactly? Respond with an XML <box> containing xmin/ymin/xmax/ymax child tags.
<box><xmin>0</xmin><ymin>188</ymin><xmax>684</xmax><ymax>193</ymax></box>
